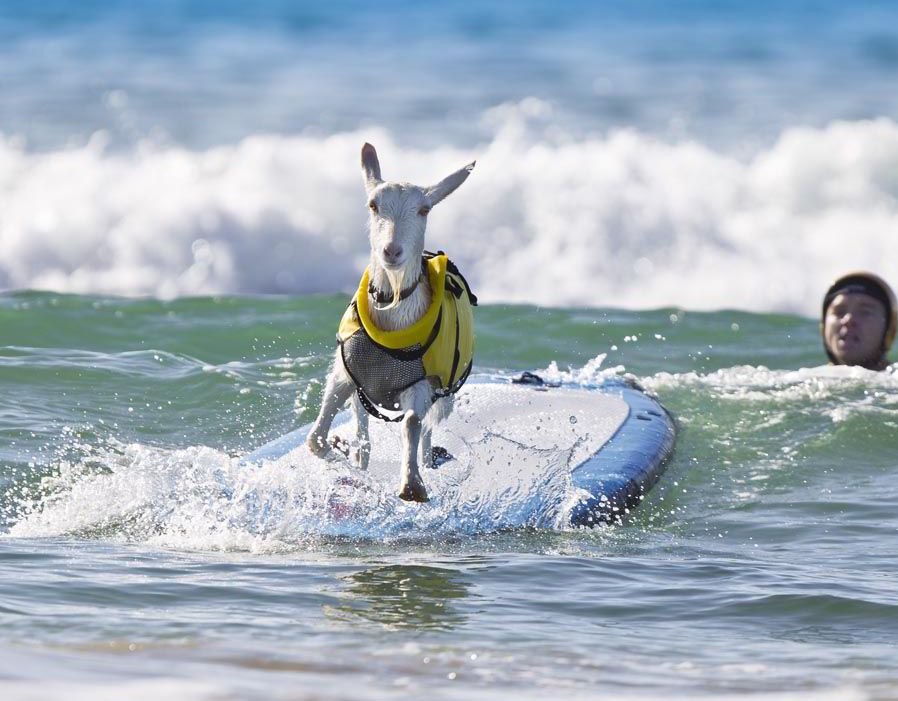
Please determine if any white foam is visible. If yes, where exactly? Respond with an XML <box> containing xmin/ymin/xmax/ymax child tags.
<box><xmin>5</xmin><ymin>429</ymin><xmax>578</xmax><ymax>548</ymax></box>
<box><xmin>645</xmin><ymin>362</ymin><xmax>898</xmax><ymax>397</ymax></box>
<box><xmin>643</xmin><ymin>362</ymin><xmax>898</xmax><ymax>431</ymax></box>
<box><xmin>3</xmin><ymin>106</ymin><xmax>898</xmax><ymax>312</ymax></box>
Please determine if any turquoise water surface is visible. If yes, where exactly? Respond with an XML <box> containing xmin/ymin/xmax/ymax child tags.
<box><xmin>2</xmin><ymin>292</ymin><xmax>897</xmax><ymax>700</ymax></box>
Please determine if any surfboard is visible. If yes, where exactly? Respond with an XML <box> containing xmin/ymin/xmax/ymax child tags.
<box><xmin>244</xmin><ymin>376</ymin><xmax>676</xmax><ymax>528</ymax></box>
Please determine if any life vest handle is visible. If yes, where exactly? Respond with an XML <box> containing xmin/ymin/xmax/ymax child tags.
<box><xmin>424</xmin><ymin>250</ymin><xmax>478</xmax><ymax>306</ymax></box>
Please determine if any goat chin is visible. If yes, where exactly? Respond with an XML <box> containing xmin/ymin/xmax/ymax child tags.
<box><xmin>375</xmin><ymin>266</ymin><xmax>406</xmax><ymax>311</ymax></box>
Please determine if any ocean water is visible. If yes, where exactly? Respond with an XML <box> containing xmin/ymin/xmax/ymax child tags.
<box><xmin>3</xmin><ymin>2</ymin><xmax>898</xmax><ymax>699</ymax></box>
<box><xmin>2</xmin><ymin>294</ymin><xmax>897</xmax><ymax>700</ymax></box>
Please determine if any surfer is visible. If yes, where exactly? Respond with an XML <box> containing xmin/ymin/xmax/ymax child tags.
<box><xmin>821</xmin><ymin>272</ymin><xmax>896</xmax><ymax>370</ymax></box>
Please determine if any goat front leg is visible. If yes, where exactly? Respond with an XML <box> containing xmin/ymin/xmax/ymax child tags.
<box><xmin>397</xmin><ymin>382</ymin><xmax>432</xmax><ymax>502</ymax></box>
<box><xmin>350</xmin><ymin>393</ymin><xmax>370</xmax><ymax>470</ymax></box>
<box><xmin>419</xmin><ymin>420</ymin><xmax>433</xmax><ymax>471</ymax></box>
<box><xmin>420</xmin><ymin>395</ymin><xmax>454</xmax><ymax>469</ymax></box>
<box><xmin>306</xmin><ymin>357</ymin><xmax>354</xmax><ymax>459</ymax></box>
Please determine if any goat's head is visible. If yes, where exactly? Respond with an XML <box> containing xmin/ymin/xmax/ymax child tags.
<box><xmin>361</xmin><ymin>143</ymin><xmax>474</xmax><ymax>287</ymax></box>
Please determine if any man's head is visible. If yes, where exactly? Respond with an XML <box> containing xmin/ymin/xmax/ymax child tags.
<box><xmin>821</xmin><ymin>272</ymin><xmax>897</xmax><ymax>370</ymax></box>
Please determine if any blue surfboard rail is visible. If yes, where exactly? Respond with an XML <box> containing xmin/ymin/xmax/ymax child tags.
<box><xmin>567</xmin><ymin>380</ymin><xmax>676</xmax><ymax>527</ymax></box>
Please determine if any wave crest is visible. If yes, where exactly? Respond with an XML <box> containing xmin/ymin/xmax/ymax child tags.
<box><xmin>3</xmin><ymin>109</ymin><xmax>898</xmax><ymax>313</ymax></box>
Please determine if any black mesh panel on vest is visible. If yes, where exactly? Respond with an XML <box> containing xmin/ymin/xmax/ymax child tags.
<box><xmin>341</xmin><ymin>333</ymin><xmax>426</xmax><ymax>410</ymax></box>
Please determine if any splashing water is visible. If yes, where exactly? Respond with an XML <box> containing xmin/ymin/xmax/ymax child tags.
<box><xmin>8</xmin><ymin>423</ymin><xmax>583</xmax><ymax>549</ymax></box>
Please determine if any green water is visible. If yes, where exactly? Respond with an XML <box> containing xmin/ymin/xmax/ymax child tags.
<box><xmin>1</xmin><ymin>291</ymin><xmax>897</xmax><ymax>700</ymax></box>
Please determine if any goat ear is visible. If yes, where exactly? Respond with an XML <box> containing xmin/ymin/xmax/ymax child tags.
<box><xmin>425</xmin><ymin>161</ymin><xmax>475</xmax><ymax>207</ymax></box>
<box><xmin>361</xmin><ymin>143</ymin><xmax>382</xmax><ymax>193</ymax></box>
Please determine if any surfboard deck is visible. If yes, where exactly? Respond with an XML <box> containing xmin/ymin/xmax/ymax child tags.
<box><xmin>244</xmin><ymin>378</ymin><xmax>675</xmax><ymax>527</ymax></box>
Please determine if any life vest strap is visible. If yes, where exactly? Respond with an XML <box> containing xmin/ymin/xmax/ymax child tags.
<box><xmin>367</xmin><ymin>259</ymin><xmax>428</xmax><ymax>305</ymax></box>
<box><xmin>354</xmin><ymin>385</ymin><xmax>406</xmax><ymax>423</ymax></box>
<box><xmin>434</xmin><ymin>359</ymin><xmax>472</xmax><ymax>399</ymax></box>
<box><xmin>425</xmin><ymin>250</ymin><xmax>478</xmax><ymax>306</ymax></box>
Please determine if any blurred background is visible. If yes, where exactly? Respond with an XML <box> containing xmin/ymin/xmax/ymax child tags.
<box><xmin>2</xmin><ymin>0</ymin><xmax>898</xmax><ymax>311</ymax></box>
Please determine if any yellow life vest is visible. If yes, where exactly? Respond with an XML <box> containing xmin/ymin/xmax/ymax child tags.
<box><xmin>337</xmin><ymin>252</ymin><xmax>476</xmax><ymax>420</ymax></box>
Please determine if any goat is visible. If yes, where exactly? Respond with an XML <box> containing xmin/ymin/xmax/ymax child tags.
<box><xmin>306</xmin><ymin>143</ymin><xmax>476</xmax><ymax>502</ymax></box>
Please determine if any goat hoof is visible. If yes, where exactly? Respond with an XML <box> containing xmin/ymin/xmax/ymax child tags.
<box><xmin>307</xmin><ymin>434</ymin><xmax>330</xmax><ymax>458</ymax></box>
<box><xmin>351</xmin><ymin>450</ymin><xmax>370</xmax><ymax>471</ymax></box>
<box><xmin>329</xmin><ymin>435</ymin><xmax>351</xmax><ymax>458</ymax></box>
<box><xmin>398</xmin><ymin>480</ymin><xmax>429</xmax><ymax>503</ymax></box>
<box><xmin>430</xmin><ymin>445</ymin><xmax>453</xmax><ymax>468</ymax></box>
<box><xmin>325</xmin><ymin>436</ymin><xmax>369</xmax><ymax>469</ymax></box>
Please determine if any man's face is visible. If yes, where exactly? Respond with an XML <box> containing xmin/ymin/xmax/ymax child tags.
<box><xmin>824</xmin><ymin>292</ymin><xmax>888</xmax><ymax>368</ymax></box>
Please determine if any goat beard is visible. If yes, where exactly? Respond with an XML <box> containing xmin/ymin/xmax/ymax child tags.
<box><xmin>377</xmin><ymin>266</ymin><xmax>405</xmax><ymax>311</ymax></box>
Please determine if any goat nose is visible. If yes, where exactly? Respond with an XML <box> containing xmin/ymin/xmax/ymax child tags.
<box><xmin>383</xmin><ymin>243</ymin><xmax>402</xmax><ymax>263</ymax></box>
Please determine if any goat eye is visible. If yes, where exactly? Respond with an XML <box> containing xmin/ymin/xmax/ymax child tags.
<box><xmin>368</xmin><ymin>201</ymin><xmax>378</xmax><ymax>213</ymax></box>
<box><xmin>418</xmin><ymin>205</ymin><xmax>431</xmax><ymax>217</ymax></box>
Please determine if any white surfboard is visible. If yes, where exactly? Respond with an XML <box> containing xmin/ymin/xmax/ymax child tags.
<box><xmin>244</xmin><ymin>377</ymin><xmax>676</xmax><ymax>527</ymax></box>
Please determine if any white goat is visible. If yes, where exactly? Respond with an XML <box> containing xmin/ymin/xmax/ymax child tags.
<box><xmin>306</xmin><ymin>143</ymin><xmax>475</xmax><ymax>502</ymax></box>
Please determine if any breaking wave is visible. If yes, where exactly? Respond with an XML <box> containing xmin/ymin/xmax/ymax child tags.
<box><xmin>3</xmin><ymin>105</ymin><xmax>898</xmax><ymax>313</ymax></box>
